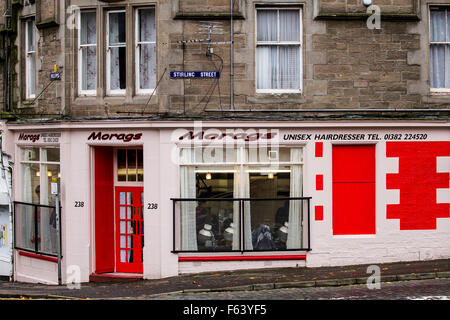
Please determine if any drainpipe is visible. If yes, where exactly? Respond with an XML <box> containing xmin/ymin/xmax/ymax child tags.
<box><xmin>230</xmin><ymin>0</ymin><xmax>234</xmax><ymax>110</ymax></box>
<box><xmin>4</xmin><ymin>0</ymin><xmax>11</xmax><ymax>112</ymax></box>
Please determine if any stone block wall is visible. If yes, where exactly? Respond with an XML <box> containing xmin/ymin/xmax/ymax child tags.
<box><xmin>1</xmin><ymin>0</ymin><xmax>448</xmax><ymax>120</ymax></box>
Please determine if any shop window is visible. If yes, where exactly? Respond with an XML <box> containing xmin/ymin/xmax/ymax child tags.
<box><xmin>256</xmin><ymin>8</ymin><xmax>302</xmax><ymax>93</ymax></box>
<box><xmin>430</xmin><ymin>7</ymin><xmax>450</xmax><ymax>92</ymax></box>
<box><xmin>178</xmin><ymin>147</ymin><xmax>304</xmax><ymax>252</ymax></box>
<box><xmin>25</xmin><ymin>19</ymin><xmax>36</xmax><ymax>99</ymax></box>
<box><xmin>117</xmin><ymin>149</ymin><xmax>143</xmax><ymax>182</ymax></box>
<box><xmin>18</xmin><ymin>147</ymin><xmax>60</xmax><ymax>255</ymax></box>
<box><xmin>78</xmin><ymin>10</ymin><xmax>97</xmax><ymax>95</ymax></box>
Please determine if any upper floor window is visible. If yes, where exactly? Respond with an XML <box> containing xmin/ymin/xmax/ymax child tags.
<box><xmin>430</xmin><ymin>7</ymin><xmax>450</xmax><ymax>92</ymax></box>
<box><xmin>136</xmin><ymin>8</ymin><xmax>156</xmax><ymax>94</ymax></box>
<box><xmin>107</xmin><ymin>10</ymin><xmax>127</xmax><ymax>95</ymax></box>
<box><xmin>79</xmin><ymin>10</ymin><xmax>97</xmax><ymax>95</ymax></box>
<box><xmin>25</xmin><ymin>19</ymin><xmax>36</xmax><ymax>99</ymax></box>
<box><xmin>256</xmin><ymin>8</ymin><xmax>302</xmax><ymax>93</ymax></box>
<box><xmin>76</xmin><ymin>7</ymin><xmax>156</xmax><ymax>97</ymax></box>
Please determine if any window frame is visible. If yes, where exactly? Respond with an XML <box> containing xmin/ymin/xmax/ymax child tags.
<box><xmin>78</xmin><ymin>9</ymin><xmax>98</xmax><ymax>96</ymax></box>
<box><xmin>20</xmin><ymin>147</ymin><xmax>61</xmax><ymax>206</ymax></box>
<box><xmin>135</xmin><ymin>7</ymin><xmax>157</xmax><ymax>95</ymax></box>
<box><xmin>255</xmin><ymin>7</ymin><xmax>303</xmax><ymax>94</ymax></box>
<box><xmin>177</xmin><ymin>146</ymin><xmax>306</xmax><ymax>253</ymax></box>
<box><xmin>106</xmin><ymin>9</ymin><xmax>127</xmax><ymax>96</ymax></box>
<box><xmin>25</xmin><ymin>19</ymin><xmax>36</xmax><ymax>100</ymax></box>
<box><xmin>429</xmin><ymin>6</ymin><xmax>450</xmax><ymax>93</ymax></box>
<box><xmin>114</xmin><ymin>147</ymin><xmax>144</xmax><ymax>187</ymax></box>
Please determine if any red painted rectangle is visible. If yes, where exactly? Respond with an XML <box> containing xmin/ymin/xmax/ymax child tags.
<box><xmin>315</xmin><ymin>205</ymin><xmax>324</xmax><ymax>221</ymax></box>
<box><xmin>94</xmin><ymin>147</ymin><xmax>115</xmax><ymax>273</ymax></box>
<box><xmin>332</xmin><ymin>182</ymin><xmax>375</xmax><ymax>235</ymax></box>
<box><xmin>332</xmin><ymin>145</ymin><xmax>376</xmax><ymax>235</ymax></box>
<box><xmin>315</xmin><ymin>142</ymin><xmax>323</xmax><ymax>157</ymax></box>
<box><xmin>18</xmin><ymin>251</ymin><xmax>58</xmax><ymax>263</ymax></box>
<box><xmin>332</xmin><ymin>145</ymin><xmax>375</xmax><ymax>183</ymax></box>
<box><xmin>316</xmin><ymin>174</ymin><xmax>324</xmax><ymax>190</ymax></box>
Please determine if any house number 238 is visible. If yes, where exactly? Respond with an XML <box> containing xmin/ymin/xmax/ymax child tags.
<box><xmin>147</xmin><ymin>203</ymin><xmax>158</xmax><ymax>210</ymax></box>
<box><xmin>74</xmin><ymin>201</ymin><xmax>85</xmax><ymax>207</ymax></box>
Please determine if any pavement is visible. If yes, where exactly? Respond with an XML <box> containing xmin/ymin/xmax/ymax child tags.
<box><xmin>0</xmin><ymin>259</ymin><xmax>449</xmax><ymax>300</ymax></box>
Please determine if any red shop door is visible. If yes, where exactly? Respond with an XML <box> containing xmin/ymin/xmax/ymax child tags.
<box><xmin>115</xmin><ymin>187</ymin><xmax>144</xmax><ymax>273</ymax></box>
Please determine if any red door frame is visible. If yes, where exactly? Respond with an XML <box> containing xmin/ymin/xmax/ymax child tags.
<box><xmin>114</xmin><ymin>187</ymin><xmax>144</xmax><ymax>273</ymax></box>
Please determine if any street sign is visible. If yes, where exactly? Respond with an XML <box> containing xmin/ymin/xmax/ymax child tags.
<box><xmin>170</xmin><ymin>71</ymin><xmax>220</xmax><ymax>79</ymax></box>
<box><xmin>50</xmin><ymin>72</ymin><xmax>61</xmax><ymax>81</ymax></box>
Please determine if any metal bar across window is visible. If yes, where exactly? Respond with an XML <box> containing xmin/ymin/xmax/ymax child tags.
<box><xmin>13</xmin><ymin>201</ymin><xmax>62</xmax><ymax>259</ymax></box>
<box><xmin>171</xmin><ymin>197</ymin><xmax>311</xmax><ymax>253</ymax></box>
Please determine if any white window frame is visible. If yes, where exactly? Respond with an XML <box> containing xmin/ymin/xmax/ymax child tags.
<box><xmin>430</xmin><ymin>6</ymin><xmax>450</xmax><ymax>93</ymax></box>
<box><xmin>78</xmin><ymin>10</ymin><xmax>97</xmax><ymax>96</ymax></box>
<box><xmin>25</xmin><ymin>19</ymin><xmax>36</xmax><ymax>100</ymax></box>
<box><xmin>20</xmin><ymin>147</ymin><xmax>61</xmax><ymax>205</ymax></box>
<box><xmin>106</xmin><ymin>9</ymin><xmax>127</xmax><ymax>96</ymax></box>
<box><xmin>255</xmin><ymin>7</ymin><xmax>303</xmax><ymax>94</ymax></box>
<box><xmin>135</xmin><ymin>7</ymin><xmax>156</xmax><ymax>95</ymax></box>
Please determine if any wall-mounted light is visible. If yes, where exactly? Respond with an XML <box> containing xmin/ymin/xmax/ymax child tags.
<box><xmin>205</xmin><ymin>173</ymin><xmax>212</xmax><ymax>180</ymax></box>
<box><xmin>47</xmin><ymin>171</ymin><xmax>52</xmax><ymax>177</ymax></box>
<box><xmin>58</xmin><ymin>172</ymin><xmax>61</xmax><ymax>178</ymax></box>
<box><xmin>36</xmin><ymin>171</ymin><xmax>40</xmax><ymax>177</ymax></box>
<box><xmin>268</xmin><ymin>173</ymin><xmax>274</xmax><ymax>179</ymax></box>
<box><xmin>363</xmin><ymin>0</ymin><xmax>372</xmax><ymax>6</ymax></box>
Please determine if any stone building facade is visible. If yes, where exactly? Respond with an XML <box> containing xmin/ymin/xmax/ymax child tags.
<box><xmin>0</xmin><ymin>0</ymin><xmax>448</xmax><ymax>119</ymax></box>
<box><xmin>0</xmin><ymin>1</ymin><xmax>448</xmax><ymax>284</ymax></box>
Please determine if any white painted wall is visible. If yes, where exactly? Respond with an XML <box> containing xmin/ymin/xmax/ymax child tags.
<box><xmin>3</xmin><ymin>122</ymin><xmax>449</xmax><ymax>283</ymax></box>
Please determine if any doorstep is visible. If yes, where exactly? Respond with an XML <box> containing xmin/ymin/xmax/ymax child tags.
<box><xmin>89</xmin><ymin>273</ymin><xmax>143</xmax><ymax>283</ymax></box>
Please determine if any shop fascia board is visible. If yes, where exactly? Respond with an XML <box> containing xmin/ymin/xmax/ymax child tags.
<box><xmin>5</xmin><ymin>120</ymin><xmax>450</xmax><ymax>131</ymax></box>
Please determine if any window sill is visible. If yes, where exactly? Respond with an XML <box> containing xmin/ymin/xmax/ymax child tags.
<box><xmin>256</xmin><ymin>90</ymin><xmax>302</xmax><ymax>95</ymax></box>
<box><xmin>178</xmin><ymin>254</ymin><xmax>307</xmax><ymax>262</ymax></box>
<box><xmin>17</xmin><ymin>250</ymin><xmax>58</xmax><ymax>263</ymax></box>
<box><xmin>430</xmin><ymin>89</ymin><xmax>450</xmax><ymax>95</ymax></box>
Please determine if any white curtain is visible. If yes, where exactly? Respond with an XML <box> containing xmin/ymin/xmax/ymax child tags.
<box><xmin>139</xmin><ymin>8</ymin><xmax>156</xmax><ymax>90</ymax></box>
<box><xmin>180</xmin><ymin>149</ymin><xmax>197</xmax><ymax>251</ymax></box>
<box><xmin>256</xmin><ymin>46</ymin><xmax>277</xmax><ymax>89</ymax></box>
<box><xmin>242</xmin><ymin>168</ymin><xmax>252</xmax><ymax>250</ymax></box>
<box><xmin>22</xmin><ymin>163</ymin><xmax>33</xmax><ymax>250</ymax></box>
<box><xmin>40</xmin><ymin>150</ymin><xmax>57</xmax><ymax>254</ymax></box>
<box><xmin>430</xmin><ymin>10</ymin><xmax>450</xmax><ymax>89</ymax></box>
<box><xmin>108</xmin><ymin>12</ymin><xmax>125</xmax><ymax>90</ymax></box>
<box><xmin>26</xmin><ymin>20</ymin><xmax>36</xmax><ymax>97</ymax></box>
<box><xmin>232</xmin><ymin>169</ymin><xmax>252</xmax><ymax>250</ymax></box>
<box><xmin>287</xmin><ymin>148</ymin><xmax>303</xmax><ymax>249</ymax></box>
<box><xmin>80</xmin><ymin>11</ymin><xmax>97</xmax><ymax>91</ymax></box>
<box><xmin>256</xmin><ymin>9</ymin><xmax>300</xmax><ymax>90</ymax></box>
<box><xmin>279</xmin><ymin>46</ymin><xmax>300</xmax><ymax>89</ymax></box>
<box><xmin>232</xmin><ymin>169</ymin><xmax>240</xmax><ymax>250</ymax></box>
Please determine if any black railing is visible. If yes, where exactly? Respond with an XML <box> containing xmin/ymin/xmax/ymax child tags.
<box><xmin>170</xmin><ymin>197</ymin><xmax>311</xmax><ymax>253</ymax></box>
<box><xmin>13</xmin><ymin>201</ymin><xmax>61</xmax><ymax>258</ymax></box>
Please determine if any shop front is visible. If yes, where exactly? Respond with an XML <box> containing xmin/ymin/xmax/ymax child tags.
<box><xmin>2</xmin><ymin>120</ymin><xmax>449</xmax><ymax>284</ymax></box>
